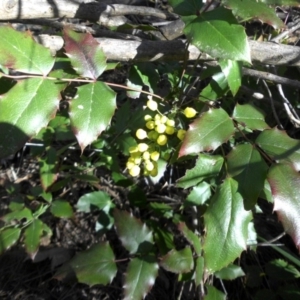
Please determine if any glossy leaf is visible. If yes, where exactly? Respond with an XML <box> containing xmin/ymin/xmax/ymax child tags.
<box><xmin>177</xmin><ymin>154</ymin><xmax>224</xmax><ymax>188</ymax></box>
<box><xmin>184</xmin><ymin>7</ymin><xmax>251</xmax><ymax>63</ymax></box>
<box><xmin>215</xmin><ymin>264</ymin><xmax>245</xmax><ymax>280</ymax></box>
<box><xmin>124</xmin><ymin>256</ymin><xmax>159</xmax><ymax>300</ymax></box>
<box><xmin>160</xmin><ymin>247</ymin><xmax>194</xmax><ymax>273</ymax></box>
<box><xmin>77</xmin><ymin>191</ymin><xmax>113</xmax><ymax>213</ymax></box>
<box><xmin>24</xmin><ymin>219</ymin><xmax>43</xmax><ymax>259</ymax></box>
<box><xmin>2</xmin><ymin>207</ymin><xmax>33</xmax><ymax>223</ymax></box>
<box><xmin>179</xmin><ymin>108</ymin><xmax>234</xmax><ymax>157</ymax></box>
<box><xmin>261</xmin><ymin>0</ymin><xmax>300</xmax><ymax>4</ymax></box>
<box><xmin>55</xmin><ymin>242</ymin><xmax>117</xmax><ymax>286</ymax></box>
<box><xmin>64</xmin><ymin>28</ymin><xmax>106</xmax><ymax>79</ymax></box>
<box><xmin>203</xmin><ymin>178</ymin><xmax>252</xmax><ymax>273</ymax></box>
<box><xmin>204</xmin><ymin>285</ymin><xmax>226</xmax><ymax>300</ymax></box>
<box><xmin>0</xmin><ymin>78</ymin><xmax>61</xmax><ymax>159</ymax></box>
<box><xmin>0</xmin><ymin>228</ymin><xmax>21</xmax><ymax>254</ymax></box>
<box><xmin>178</xmin><ymin>222</ymin><xmax>202</xmax><ymax>255</ymax></box>
<box><xmin>114</xmin><ymin>209</ymin><xmax>154</xmax><ymax>254</ymax></box>
<box><xmin>224</xmin><ymin>0</ymin><xmax>284</xmax><ymax>29</ymax></box>
<box><xmin>256</xmin><ymin>127</ymin><xmax>300</xmax><ymax>171</ymax></box>
<box><xmin>39</xmin><ymin>147</ymin><xmax>57</xmax><ymax>190</ymax></box>
<box><xmin>267</xmin><ymin>164</ymin><xmax>300</xmax><ymax>250</ymax></box>
<box><xmin>227</xmin><ymin>143</ymin><xmax>268</xmax><ymax>210</ymax></box>
<box><xmin>50</xmin><ymin>200</ymin><xmax>74</xmax><ymax>218</ymax></box>
<box><xmin>185</xmin><ymin>182</ymin><xmax>212</xmax><ymax>206</ymax></box>
<box><xmin>69</xmin><ymin>82</ymin><xmax>116</xmax><ymax>151</ymax></box>
<box><xmin>232</xmin><ymin>103</ymin><xmax>270</xmax><ymax>131</ymax></box>
<box><xmin>0</xmin><ymin>26</ymin><xmax>55</xmax><ymax>75</ymax></box>
<box><xmin>168</xmin><ymin>0</ymin><xmax>203</xmax><ymax>16</ymax></box>
<box><xmin>219</xmin><ymin>59</ymin><xmax>242</xmax><ymax>96</ymax></box>
<box><xmin>194</xmin><ymin>257</ymin><xmax>204</xmax><ymax>287</ymax></box>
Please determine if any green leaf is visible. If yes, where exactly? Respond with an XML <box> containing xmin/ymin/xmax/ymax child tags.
<box><xmin>256</xmin><ymin>127</ymin><xmax>300</xmax><ymax>171</ymax></box>
<box><xmin>152</xmin><ymin>225</ymin><xmax>175</xmax><ymax>255</ymax></box>
<box><xmin>168</xmin><ymin>0</ymin><xmax>203</xmax><ymax>16</ymax></box>
<box><xmin>124</xmin><ymin>256</ymin><xmax>159</xmax><ymax>300</ymax></box>
<box><xmin>114</xmin><ymin>209</ymin><xmax>154</xmax><ymax>254</ymax></box>
<box><xmin>179</xmin><ymin>108</ymin><xmax>234</xmax><ymax>157</ymax></box>
<box><xmin>24</xmin><ymin>219</ymin><xmax>43</xmax><ymax>258</ymax></box>
<box><xmin>260</xmin><ymin>0</ymin><xmax>299</xmax><ymax>4</ymax></box>
<box><xmin>224</xmin><ymin>0</ymin><xmax>284</xmax><ymax>29</ymax></box>
<box><xmin>204</xmin><ymin>285</ymin><xmax>226</xmax><ymax>300</ymax></box>
<box><xmin>227</xmin><ymin>143</ymin><xmax>269</xmax><ymax>210</ymax></box>
<box><xmin>178</xmin><ymin>222</ymin><xmax>202</xmax><ymax>255</ymax></box>
<box><xmin>219</xmin><ymin>59</ymin><xmax>242</xmax><ymax>96</ymax></box>
<box><xmin>233</xmin><ymin>103</ymin><xmax>270</xmax><ymax>131</ymax></box>
<box><xmin>215</xmin><ymin>264</ymin><xmax>245</xmax><ymax>280</ymax></box>
<box><xmin>203</xmin><ymin>178</ymin><xmax>252</xmax><ymax>273</ymax></box>
<box><xmin>55</xmin><ymin>242</ymin><xmax>117</xmax><ymax>286</ymax></box>
<box><xmin>184</xmin><ymin>8</ymin><xmax>251</xmax><ymax>63</ymax></box>
<box><xmin>76</xmin><ymin>191</ymin><xmax>113</xmax><ymax>213</ymax></box>
<box><xmin>0</xmin><ymin>26</ymin><xmax>55</xmax><ymax>75</ymax></box>
<box><xmin>177</xmin><ymin>154</ymin><xmax>224</xmax><ymax>189</ymax></box>
<box><xmin>194</xmin><ymin>257</ymin><xmax>204</xmax><ymax>287</ymax></box>
<box><xmin>160</xmin><ymin>247</ymin><xmax>194</xmax><ymax>273</ymax></box>
<box><xmin>50</xmin><ymin>200</ymin><xmax>74</xmax><ymax>218</ymax></box>
<box><xmin>0</xmin><ymin>78</ymin><xmax>62</xmax><ymax>159</ymax></box>
<box><xmin>63</xmin><ymin>28</ymin><xmax>107</xmax><ymax>79</ymax></box>
<box><xmin>39</xmin><ymin>147</ymin><xmax>58</xmax><ymax>190</ymax></box>
<box><xmin>267</xmin><ymin>164</ymin><xmax>300</xmax><ymax>250</ymax></box>
<box><xmin>2</xmin><ymin>207</ymin><xmax>33</xmax><ymax>223</ymax></box>
<box><xmin>0</xmin><ymin>228</ymin><xmax>21</xmax><ymax>254</ymax></box>
<box><xmin>266</xmin><ymin>259</ymin><xmax>300</xmax><ymax>280</ymax></box>
<box><xmin>69</xmin><ymin>82</ymin><xmax>116</xmax><ymax>151</ymax></box>
<box><xmin>185</xmin><ymin>182</ymin><xmax>212</xmax><ymax>206</ymax></box>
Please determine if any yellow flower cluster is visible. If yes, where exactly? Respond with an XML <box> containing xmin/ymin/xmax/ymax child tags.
<box><xmin>126</xmin><ymin>98</ymin><xmax>195</xmax><ymax>177</ymax></box>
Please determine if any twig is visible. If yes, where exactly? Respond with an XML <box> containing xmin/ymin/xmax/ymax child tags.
<box><xmin>271</xmin><ymin>19</ymin><xmax>300</xmax><ymax>43</ymax></box>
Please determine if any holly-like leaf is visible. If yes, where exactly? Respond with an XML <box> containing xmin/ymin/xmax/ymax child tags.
<box><xmin>39</xmin><ymin>147</ymin><xmax>58</xmax><ymax>190</ymax></box>
<box><xmin>2</xmin><ymin>207</ymin><xmax>33</xmax><ymax>223</ymax></box>
<box><xmin>178</xmin><ymin>222</ymin><xmax>202</xmax><ymax>255</ymax></box>
<box><xmin>215</xmin><ymin>264</ymin><xmax>245</xmax><ymax>280</ymax></box>
<box><xmin>0</xmin><ymin>78</ymin><xmax>61</xmax><ymax>159</ymax></box>
<box><xmin>114</xmin><ymin>209</ymin><xmax>154</xmax><ymax>254</ymax></box>
<box><xmin>124</xmin><ymin>256</ymin><xmax>159</xmax><ymax>300</ymax></box>
<box><xmin>179</xmin><ymin>108</ymin><xmax>234</xmax><ymax>157</ymax></box>
<box><xmin>233</xmin><ymin>103</ymin><xmax>270</xmax><ymax>131</ymax></box>
<box><xmin>177</xmin><ymin>154</ymin><xmax>224</xmax><ymax>188</ymax></box>
<box><xmin>63</xmin><ymin>28</ymin><xmax>107</xmax><ymax>79</ymax></box>
<box><xmin>0</xmin><ymin>26</ymin><xmax>55</xmax><ymax>75</ymax></box>
<box><xmin>0</xmin><ymin>228</ymin><xmax>21</xmax><ymax>254</ymax></box>
<box><xmin>50</xmin><ymin>200</ymin><xmax>74</xmax><ymax>218</ymax></box>
<box><xmin>185</xmin><ymin>182</ymin><xmax>212</xmax><ymax>206</ymax></box>
<box><xmin>219</xmin><ymin>59</ymin><xmax>242</xmax><ymax>96</ymax></box>
<box><xmin>24</xmin><ymin>219</ymin><xmax>44</xmax><ymax>259</ymax></box>
<box><xmin>267</xmin><ymin>164</ymin><xmax>300</xmax><ymax>250</ymax></box>
<box><xmin>184</xmin><ymin>7</ymin><xmax>251</xmax><ymax>63</ymax></box>
<box><xmin>203</xmin><ymin>178</ymin><xmax>252</xmax><ymax>273</ymax></box>
<box><xmin>69</xmin><ymin>82</ymin><xmax>116</xmax><ymax>151</ymax></box>
<box><xmin>227</xmin><ymin>143</ymin><xmax>269</xmax><ymax>210</ymax></box>
<box><xmin>224</xmin><ymin>0</ymin><xmax>285</xmax><ymax>29</ymax></box>
<box><xmin>55</xmin><ymin>242</ymin><xmax>117</xmax><ymax>286</ymax></box>
<box><xmin>160</xmin><ymin>247</ymin><xmax>194</xmax><ymax>273</ymax></box>
<box><xmin>256</xmin><ymin>127</ymin><xmax>300</xmax><ymax>171</ymax></box>
<box><xmin>77</xmin><ymin>191</ymin><xmax>113</xmax><ymax>213</ymax></box>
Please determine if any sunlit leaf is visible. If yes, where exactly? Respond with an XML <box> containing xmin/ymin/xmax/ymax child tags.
<box><xmin>2</xmin><ymin>207</ymin><xmax>33</xmax><ymax>223</ymax></box>
<box><xmin>205</xmin><ymin>285</ymin><xmax>226</xmax><ymax>299</ymax></box>
<box><xmin>215</xmin><ymin>264</ymin><xmax>245</xmax><ymax>280</ymax></box>
<box><xmin>77</xmin><ymin>191</ymin><xmax>113</xmax><ymax>213</ymax></box>
<box><xmin>64</xmin><ymin>28</ymin><xmax>107</xmax><ymax>79</ymax></box>
<box><xmin>160</xmin><ymin>247</ymin><xmax>194</xmax><ymax>273</ymax></box>
<box><xmin>178</xmin><ymin>222</ymin><xmax>202</xmax><ymax>255</ymax></box>
<box><xmin>50</xmin><ymin>200</ymin><xmax>74</xmax><ymax>218</ymax></box>
<box><xmin>24</xmin><ymin>219</ymin><xmax>43</xmax><ymax>259</ymax></box>
<box><xmin>179</xmin><ymin>108</ymin><xmax>234</xmax><ymax>157</ymax></box>
<box><xmin>267</xmin><ymin>163</ymin><xmax>300</xmax><ymax>250</ymax></box>
<box><xmin>0</xmin><ymin>26</ymin><xmax>55</xmax><ymax>75</ymax></box>
<box><xmin>194</xmin><ymin>257</ymin><xmax>204</xmax><ymax>287</ymax></box>
<box><xmin>256</xmin><ymin>127</ymin><xmax>300</xmax><ymax>171</ymax></box>
<box><xmin>184</xmin><ymin>7</ymin><xmax>251</xmax><ymax>63</ymax></box>
<box><xmin>185</xmin><ymin>182</ymin><xmax>212</xmax><ymax>206</ymax></box>
<box><xmin>114</xmin><ymin>209</ymin><xmax>154</xmax><ymax>254</ymax></box>
<box><xmin>124</xmin><ymin>256</ymin><xmax>159</xmax><ymax>300</ymax></box>
<box><xmin>0</xmin><ymin>228</ymin><xmax>21</xmax><ymax>254</ymax></box>
<box><xmin>55</xmin><ymin>242</ymin><xmax>117</xmax><ymax>286</ymax></box>
<box><xmin>69</xmin><ymin>82</ymin><xmax>116</xmax><ymax>151</ymax></box>
<box><xmin>203</xmin><ymin>178</ymin><xmax>252</xmax><ymax>273</ymax></box>
<box><xmin>39</xmin><ymin>147</ymin><xmax>58</xmax><ymax>190</ymax></box>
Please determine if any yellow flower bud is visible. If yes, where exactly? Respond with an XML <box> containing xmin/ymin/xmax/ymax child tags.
<box><xmin>157</xmin><ymin>134</ymin><xmax>167</xmax><ymax>146</ymax></box>
<box><xmin>129</xmin><ymin>165</ymin><xmax>141</xmax><ymax>177</ymax></box>
<box><xmin>148</xmin><ymin>130</ymin><xmax>159</xmax><ymax>141</ymax></box>
<box><xmin>147</xmin><ymin>99</ymin><xmax>158</xmax><ymax>111</ymax></box>
<box><xmin>143</xmin><ymin>151</ymin><xmax>150</xmax><ymax>160</ymax></box>
<box><xmin>183</xmin><ymin>107</ymin><xmax>197</xmax><ymax>118</ymax></box>
<box><xmin>155</xmin><ymin>124</ymin><xmax>166</xmax><ymax>134</ymax></box>
<box><xmin>144</xmin><ymin>114</ymin><xmax>152</xmax><ymax>121</ymax></box>
<box><xmin>146</xmin><ymin>121</ymin><xmax>155</xmax><ymax>130</ymax></box>
<box><xmin>150</xmin><ymin>167</ymin><xmax>158</xmax><ymax>177</ymax></box>
<box><xmin>150</xmin><ymin>151</ymin><xmax>160</xmax><ymax>161</ymax></box>
<box><xmin>126</xmin><ymin>160</ymin><xmax>135</xmax><ymax>170</ymax></box>
<box><xmin>136</xmin><ymin>129</ymin><xmax>148</xmax><ymax>140</ymax></box>
<box><xmin>177</xmin><ymin>129</ymin><xmax>186</xmax><ymax>140</ymax></box>
<box><xmin>160</xmin><ymin>115</ymin><xmax>168</xmax><ymax>124</ymax></box>
<box><xmin>166</xmin><ymin>119</ymin><xmax>175</xmax><ymax>127</ymax></box>
<box><xmin>145</xmin><ymin>160</ymin><xmax>154</xmax><ymax>171</ymax></box>
<box><xmin>137</xmin><ymin>143</ymin><xmax>149</xmax><ymax>152</ymax></box>
<box><xmin>165</xmin><ymin>126</ymin><xmax>175</xmax><ymax>135</ymax></box>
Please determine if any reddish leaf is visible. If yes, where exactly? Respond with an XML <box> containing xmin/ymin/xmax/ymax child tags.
<box><xmin>267</xmin><ymin>164</ymin><xmax>300</xmax><ymax>250</ymax></box>
<box><xmin>64</xmin><ymin>28</ymin><xmax>107</xmax><ymax>79</ymax></box>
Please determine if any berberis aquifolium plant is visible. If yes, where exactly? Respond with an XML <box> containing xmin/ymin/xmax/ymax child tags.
<box><xmin>1</xmin><ymin>0</ymin><xmax>300</xmax><ymax>298</ymax></box>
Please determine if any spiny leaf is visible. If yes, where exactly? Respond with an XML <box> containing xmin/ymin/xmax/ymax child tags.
<box><xmin>63</xmin><ymin>28</ymin><xmax>107</xmax><ymax>79</ymax></box>
<box><xmin>114</xmin><ymin>209</ymin><xmax>154</xmax><ymax>254</ymax></box>
<box><xmin>50</xmin><ymin>200</ymin><xmax>74</xmax><ymax>218</ymax></box>
<box><xmin>179</xmin><ymin>108</ymin><xmax>234</xmax><ymax>157</ymax></box>
<box><xmin>24</xmin><ymin>219</ymin><xmax>44</xmax><ymax>259</ymax></box>
<box><xmin>203</xmin><ymin>178</ymin><xmax>252</xmax><ymax>273</ymax></box>
<box><xmin>178</xmin><ymin>222</ymin><xmax>202</xmax><ymax>255</ymax></box>
<box><xmin>77</xmin><ymin>191</ymin><xmax>113</xmax><ymax>213</ymax></box>
<box><xmin>267</xmin><ymin>163</ymin><xmax>300</xmax><ymax>250</ymax></box>
<box><xmin>124</xmin><ymin>256</ymin><xmax>159</xmax><ymax>300</ymax></box>
<box><xmin>0</xmin><ymin>26</ymin><xmax>55</xmax><ymax>75</ymax></box>
<box><xmin>69</xmin><ymin>82</ymin><xmax>116</xmax><ymax>151</ymax></box>
<box><xmin>0</xmin><ymin>78</ymin><xmax>62</xmax><ymax>159</ymax></box>
<box><xmin>55</xmin><ymin>242</ymin><xmax>117</xmax><ymax>286</ymax></box>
